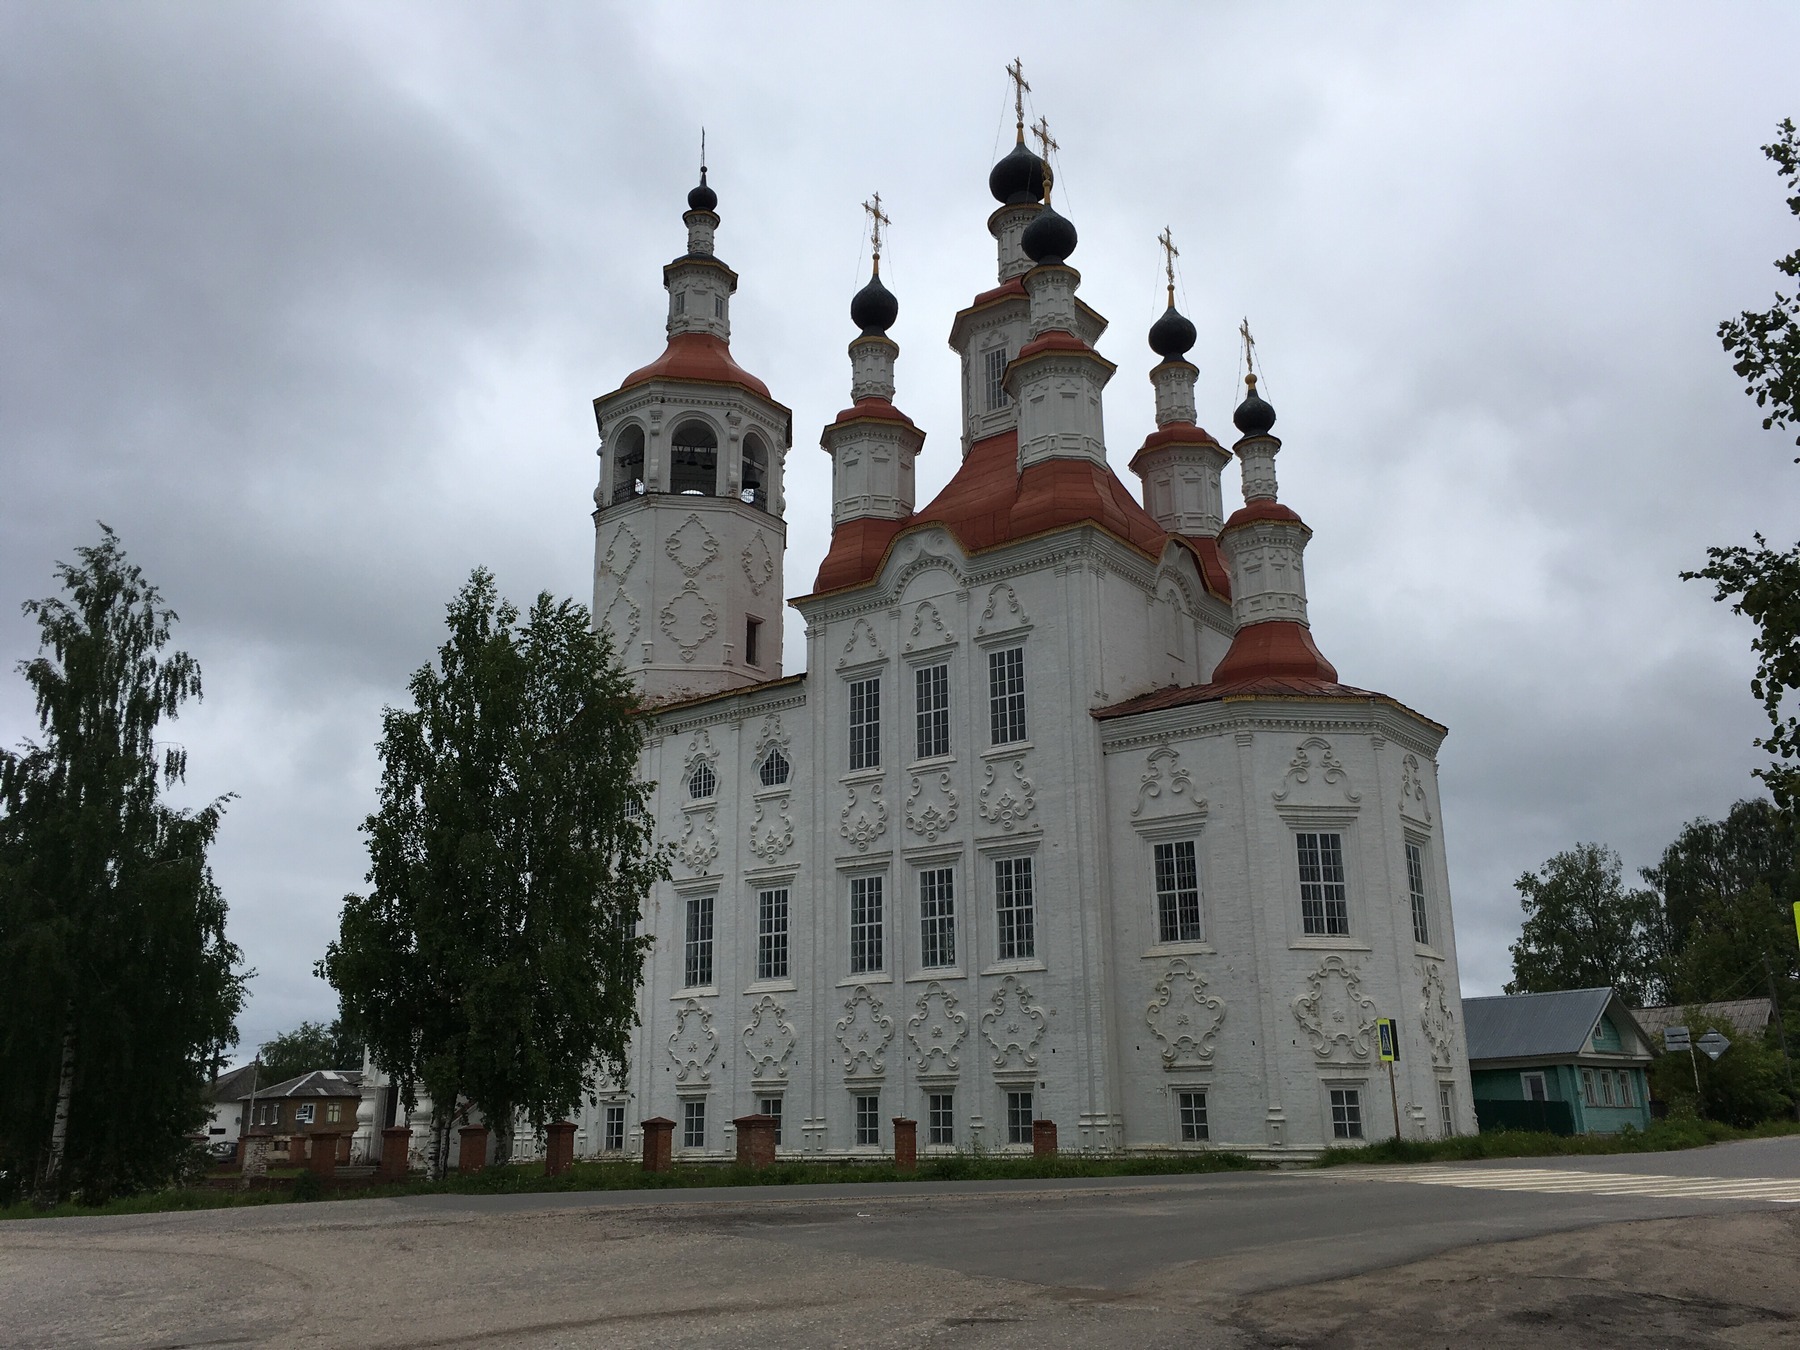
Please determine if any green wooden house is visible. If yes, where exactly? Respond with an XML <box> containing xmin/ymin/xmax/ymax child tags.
<box><xmin>1462</xmin><ymin>988</ymin><xmax>1655</xmax><ymax>1134</ymax></box>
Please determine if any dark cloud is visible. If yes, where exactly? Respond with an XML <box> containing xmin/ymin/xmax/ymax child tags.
<box><xmin>3</xmin><ymin>1</ymin><xmax>1796</xmax><ymax>1046</ymax></box>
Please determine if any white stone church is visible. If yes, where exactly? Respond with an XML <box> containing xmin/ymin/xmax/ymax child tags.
<box><xmin>361</xmin><ymin>114</ymin><xmax>1477</xmax><ymax>1164</ymax></box>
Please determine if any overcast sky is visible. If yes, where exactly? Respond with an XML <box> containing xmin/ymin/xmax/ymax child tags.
<box><xmin>4</xmin><ymin>2</ymin><xmax>1798</xmax><ymax>1056</ymax></box>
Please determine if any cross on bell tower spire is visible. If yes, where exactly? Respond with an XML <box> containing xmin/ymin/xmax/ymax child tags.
<box><xmin>1006</xmin><ymin>57</ymin><xmax>1030</xmax><ymax>143</ymax></box>
<box><xmin>862</xmin><ymin>192</ymin><xmax>890</xmax><ymax>275</ymax></box>
<box><xmin>1030</xmin><ymin>115</ymin><xmax>1059</xmax><ymax>202</ymax></box>
<box><xmin>1159</xmin><ymin>226</ymin><xmax>1180</xmax><ymax>307</ymax></box>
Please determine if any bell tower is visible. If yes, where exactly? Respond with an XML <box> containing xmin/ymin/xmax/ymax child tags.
<box><xmin>591</xmin><ymin>160</ymin><xmax>792</xmax><ymax>704</ymax></box>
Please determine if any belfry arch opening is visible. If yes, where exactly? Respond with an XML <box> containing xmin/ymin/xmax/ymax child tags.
<box><xmin>611</xmin><ymin>425</ymin><xmax>646</xmax><ymax>504</ymax></box>
<box><xmin>741</xmin><ymin>432</ymin><xmax>769</xmax><ymax>509</ymax></box>
<box><xmin>669</xmin><ymin>420</ymin><xmax>718</xmax><ymax>495</ymax></box>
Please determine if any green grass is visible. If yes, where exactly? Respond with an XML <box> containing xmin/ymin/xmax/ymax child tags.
<box><xmin>1315</xmin><ymin>1115</ymin><xmax>1800</xmax><ymax>1167</ymax></box>
<box><xmin>2</xmin><ymin>1148</ymin><xmax>1260</xmax><ymax>1221</ymax></box>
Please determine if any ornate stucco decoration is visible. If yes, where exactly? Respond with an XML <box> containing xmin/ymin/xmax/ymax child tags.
<box><xmin>600</xmin><ymin>589</ymin><xmax>641</xmax><ymax>648</ymax></box>
<box><xmin>598</xmin><ymin>521</ymin><xmax>641</xmax><ymax>580</ymax></box>
<box><xmin>838</xmin><ymin>782</ymin><xmax>888</xmax><ymax>853</ymax></box>
<box><xmin>836</xmin><ymin>985</ymin><xmax>894</xmax><ymax>1077</ymax></box>
<box><xmin>673</xmin><ymin>809</ymin><xmax>719</xmax><ymax>875</ymax></box>
<box><xmin>978</xmin><ymin>759</ymin><xmax>1036</xmax><ymax>832</ymax></box>
<box><xmin>1145</xmin><ymin>958</ymin><xmax>1226</xmax><ymax>1068</ymax></box>
<box><xmin>747</xmin><ymin>798</ymin><xmax>793</xmax><ymax>863</ymax></box>
<box><xmin>837</xmin><ymin>616</ymin><xmax>886</xmax><ymax>668</ymax></box>
<box><xmin>1400</xmin><ymin>753</ymin><xmax>1433</xmax><ymax>823</ymax></box>
<box><xmin>664</xmin><ymin>513</ymin><xmax>719</xmax><ymax>577</ymax></box>
<box><xmin>976</xmin><ymin>582</ymin><xmax>1030</xmax><ymax>635</ymax></box>
<box><xmin>741</xmin><ymin>533</ymin><xmax>775</xmax><ymax>595</ymax></box>
<box><xmin>982</xmin><ymin>974</ymin><xmax>1048</xmax><ymax>1071</ymax></box>
<box><xmin>1420</xmin><ymin>961</ymin><xmax>1455</xmax><ymax>1067</ymax></box>
<box><xmin>907</xmin><ymin>981</ymin><xmax>968</xmax><ymax>1076</ymax></box>
<box><xmin>668</xmin><ymin>999</ymin><xmax>718</xmax><ymax>1082</ymax></box>
<box><xmin>659</xmin><ymin>582</ymin><xmax>718</xmax><ymax>662</ymax></box>
<box><xmin>752</xmin><ymin>712</ymin><xmax>791</xmax><ymax>762</ymax></box>
<box><xmin>742</xmin><ymin>995</ymin><xmax>796</xmax><ymax>1081</ymax></box>
<box><xmin>1132</xmin><ymin>744</ymin><xmax>1205</xmax><ymax>819</ymax></box>
<box><xmin>905</xmin><ymin>599</ymin><xmax>955</xmax><ymax>651</ymax></box>
<box><xmin>904</xmin><ymin>773</ymin><xmax>959</xmax><ymax>842</ymax></box>
<box><xmin>1291</xmin><ymin>955</ymin><xmax>1379</xmax><ymax>1060</ymax></box>
<box><xmin>1272</xmin><ymin>736</ymin><xmax>1361</xmax><ymax>805</ymax></box>
<box><xmin>683</xmin><ymin>729</ymin><xmax>718</xmax><ymax>781</ymax></box>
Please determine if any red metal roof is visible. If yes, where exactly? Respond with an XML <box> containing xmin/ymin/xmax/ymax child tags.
<box><xmin>825</xmin><ymin>397</ymin><xmax>917</xmax><ymax>432</ymax></box>
<box><xmin>612</xmin><ymin>331</ymin><xmax>775</xmax><ymax>402</ymax></box>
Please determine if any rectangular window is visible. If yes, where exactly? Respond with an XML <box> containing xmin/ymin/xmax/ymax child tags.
<box><xmin>928</xmin><ymin>1093</ymin><xmax>954</xmax><ymax>1146</ymax></box>
<box><xmin>604</xmin><ymin>1104</ymin><xmax>626</xmax><ymax>1152</ymax></box>
<box><xmin>758</xmin><ymin>1096</ymin><xmax>783</xmax><ymax>1146</ymax></box>
<box><xmin>914</xmin><ymin>663</ymin><xmax>950</xmax><ymax>760</ymax></box>
<box><xmin>296</xmin><ymin>1103</ymin><xmax>315</xmax><ymax>1125</ymax></box>
<box><xmin>1522</xmin><ymin>1071</ymin><xmax>1548</xmax><ymax>1102</ymax></box>
<box><xmin>1405</xmin><ymin>840</ymin><xmax>1430</xmax><ymax>945</ymax></box>
<box><xmin>1296</xmin><ymin>832</ymin><xmax>1350</xmax><ymax>936</ymax></box>
<box><xmin>757</xmin><ymin>887</ymin><xmax>790</xmax><ymax>981</ymax></box>
<box><xmin>1006</xmin><ymin>1090</ymin><xmax>1034</xmax><ymax>1145</ymax></box>
<box><xmin>1438</xmin><ymin>1082</ymin><xmax>1455</xmax><ymax>1138</ymax></box>
<box><xmin>1600</xmin><ymin>1072</ymin><xmax>1615</xmax><ymax>1106</ymax></box>
<box><xmin>673</xmin><ymin>291</ymin><xmax>686</xmax><ymax>314</ymax></box>
<box><xmin>850</xmin><ymin>875</ymin><xmax>885</xmax><ymax>974</ymax></box>
<box><xmin>1154</xmin><ymin>840</ymin><xmax>1203</xmax><ymax>943</ymax></box>
<box><xmin>744</xmin><ymin>617</ymin><xmax>761</xmax><ymax>668</ymax></box>
<box><xmin>855</xmin><ymin>1094</ymin><xmax>880</xmax><ymax>1147</ymax></box>
<box><xmin>919</xmin><ymin>867</ymin><xmax>957</xmax><ymax>969</ymax></box>
<box><xmin>1178</xmin><ymin>1091</ymin><xmax>1209</xmax><ymax>1142</ymax></box>
<box><xmin>714</xmin><ymin>294</ymin><xmax>725</xmax><ymax>319</ymax></box>
<box><xmin>1582</xmin><ymin>1069</ymin><xmax>1597</xmax><ymax>1107</ymax></box>
<box><xmin>325</xmin><ymin>1103</ymin><xmax>341</xmax><ymax>1124</ymax></box>
<box><xmin>849</xmin><ymin>676</ymin><xmax>881</xmax><ymax>771</ymax></box>
<box><xmin>987</xmin><ymin>647</ymin><xmax>1027</xmax><ymax>745</ymax></box>
<box><xmin>994</xmin><ymin>856</ymin><xmax>1036</xmax><ymax>961</ymax></box>
<box><xmin>985</xmin><ymin>346</ymin><xmax>1009</xmax><ymax>411</ymax></box>
<box><xmin>684</xmin><ymin>894</ymin><xmax>715</xmax><ymax>988</ymax></box>
<box><xmin>683</xmin><ymin>1099</ymin><xmax>706</xmax><ymax>1150</ymax></box>
<box><xmin>1330</xmin><ymin>1088</ymin><xmax>1364</xmax><ymax>1140</ymax></box>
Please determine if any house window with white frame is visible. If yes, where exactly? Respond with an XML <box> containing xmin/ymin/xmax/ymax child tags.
<box><xmin>1006</xmin><ymin>1090</ymin><xmax>1034</xmax><ymax>1145</ymax></box>
<box><xmin>1154</xmin><ymin>839</ymin><xmax>1203</xmax><ymax>943</ymax></box>
<box><xmin>1582</xmin><ymin>1068</ymin><xmax>1597</xmax><ymax>1106</ymax></box>
<box><xmin>994</xmin><ymin>856</ymin><xmax>1036</xmax><ymax>961</ymax></box>
<box><xmin>984</xmin><ymin>346</ymin><xmax>1009</xmax><ymax>410</ymax></box>
<box><xmin>683</xmin><ymin>1099</ymin><xmax>705</xmax><ymax>1149</ymax></box>
<box><xmin>1600</xmin><ymin>1071</ymin><xmax>1615</xmax><ymax>1106</ymax></box>
<box><xmin>854</xmin><ymin>1094</ymin><xmax>880</xmax><ymax>1147</ymax></box>
<box><xmin>1617</xmin><ymin>1072</ymin><xmax>1634</xmax><ymax>1108</ymax></box>
<box><xmin>1329</xmin><ymin>1087</ymin><xmax>1363</xmax><ymax>1139</ymax></box>
<box><xmin>915</xmin><ymin>663</ymin><xmax>950</xmax><ymax>759</ymax></box>
<box><xmin>325</xmin><ymin>1103</ymin><xmax>341</xmax><ymax>1124</ymax></box>
<box><xmin>604</xmin><ymin>1104</ymin><xmax>626</xmax><ymax>1152</ymax></box>
<box><xmin>849</xmin><ymin>875</ymin><xmax>884</xmax><ymax>974</ymax></box>
<box><xmin>988</xmin><ymin>647</ymin><xmax>1027</xmax><ymax>745</ymax></box>
<box><xmin>296</xmin><ymin>1103</ymin><xmax>315</xmax><ymax>1125</ymax></box>
<box><xmin>758</xmin><ymin>1095</ymin><xmax>783</xmax><ymax>1146</ymax></box>
<box><xmin>919</xmin><ymin>867</ymin><xmax>957</xmax><ymax>969</ymax></box>
<box><xmin>1178</xmin><ymin>1090</ymin><xmax>1209</xmax><ymax>1142</ymax></box>
<box><xmin>684</xmin><ymin>894</ymin><xmax>714</xmax><ymax>988</ymax></box>
<box><xmin>1296</xmin><ymin>832</ymin><xmax>1350</xmax><ymax>936</ymax></box>
<box><xmin>757</xmin><ymin>887</ymin><xmax>790</xmax><ymax>981</ymax></box>
<box><xmin>1405</xmin><ymin>840</ymin><xmax>1430</xmax><ymax>945</ymax></box>
<box><xmin>849</xmin><ymin>676</ymin><xmax>881</xmax><ymax>771</ymax></box>
<box><xmin>928</xmin><ymin>1092</ymin><xmax>954</xmax><ymax>1146</ymax></box>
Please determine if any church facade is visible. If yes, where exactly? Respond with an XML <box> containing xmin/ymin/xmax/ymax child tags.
<box><xmin>559</xmin><ymin>121</ymin><xmax>1478</xmax><ymax>1163</ymax></box>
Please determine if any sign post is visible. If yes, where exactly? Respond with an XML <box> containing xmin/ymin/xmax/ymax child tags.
<box><xmin>1378</xmin><ymin>1018</ymin><xmax>1401</xmax><ymax>1140</ymax></box>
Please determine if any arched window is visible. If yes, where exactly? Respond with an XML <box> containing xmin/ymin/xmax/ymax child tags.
<box><xmin>759</xmin><ymin>748</ymin><xmax>790</xmax><ymax>787</ymax></box>
<box><xmin>611</xmin><ymin>425</ymin><xmax>646</xmax><ymax>504</ymax></box>
<box><xmin>669</xmin><ymin>420</ymin><xmax>718</xmax><ymax>495</ymax></box>
<box><xmin>688</xmin><ymin>762</ymin><xmax>716</xmax><ymax>799</ymax></box>
<box><xmin>741</xmin><ymin>433</ymin><xmax>769</xmax><ymax>509</ymax></box>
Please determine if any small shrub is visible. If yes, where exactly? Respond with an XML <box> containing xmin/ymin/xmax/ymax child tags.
<box><xmin>289</xmin><ymin>1170</ymin><xmax>323</xmax><ymax>1202</ymax></box>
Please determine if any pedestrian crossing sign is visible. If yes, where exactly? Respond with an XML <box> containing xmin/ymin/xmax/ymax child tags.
<box><xmin>1377</xmin><ymin>1018</ymin><xmax>1399</xmax><ymax>1062</ymax></box>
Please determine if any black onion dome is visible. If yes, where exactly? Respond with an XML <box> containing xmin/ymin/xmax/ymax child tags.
<box><xmin>1021</xmin><ymin>203</ymin><xmax>1078</xmax><ymax>264</ymax></box>
<box><xmin>1148</xmin><ymin>303</ymin><xmax>1197</xmax><ymax>361</ymax></box>
<box><xmin>1233</xmin><ymin>374</ymin><xmax>1277</xmax><ymax>437</ymax></box>
<box><xmin>687</xmin><ymin>168</ymin><xmax>718</xmax><ymax>212</ymax></box>
<box><xmin>850</xmin><ymin>269</ymin><xmax>898</xmax><ymax>335</ymax></box>
<box><xmin>988</xmin><ymin>139</ymin><xmax>1047</xmax><ymax>205</ymax></box>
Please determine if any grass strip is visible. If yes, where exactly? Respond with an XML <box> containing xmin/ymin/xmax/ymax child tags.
<box><xmin>1315</xmin><ymin>1116</ymin><xmax>1800</xmax><ymax>1167</ymax></box>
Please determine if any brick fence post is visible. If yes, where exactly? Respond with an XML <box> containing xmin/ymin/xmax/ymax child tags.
<box><xmin>732</xmin><ymin>1114</ymin><xmax>776</xmax><ymax>1169</ymax></box>
<box><xmin>892</xmin><ymin>1117</ymin><xmax>917</xmax><ymax>1172</ymax></box>
<box><xmin>308</xmin><ymin>1132</ymin><xmax>341</xmax><ymax>1179</ymax></box>
<box><xmin>458</xmin><ymin>1124</ymin><xmax>490</xmax><ymax>1174</ymax></box>
<box><xmin>379</xmin><ymin>1127</ymin><xmax>413</xmax><ymax>1181</ymax></box>
<box><xmin>544</xmin><ymin>1120</ymin><xmax>577</xmax><ymax>1177</ymax></box>
<box><xmin>1032</xmin><ymin>1119</ymin><xmax>1057</xmax><ymax>1158</ymax></box>
<box><xmin>641</xmin><ymin>1117</ymin><xmax>675</xmax><ymax>1173</ymax></box>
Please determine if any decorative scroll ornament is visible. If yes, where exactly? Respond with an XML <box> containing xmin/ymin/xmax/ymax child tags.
<box><xmin>600</xmin><ymin>588</ymin><xmax>641</xmax><ymax>648</ymax></box>
<box><xmin>683</xmin><ymin>729</ymin><xmax>718</xmax><ymax>779</ymax></box>
<box><xmin>1291</xmin><ymin>955</ymin><xmax>1380</xmax><ymax>1060</ymax></box>
<box><xmin>598</xmin><ymin>522</ymin><xmax>641</xmax><ymax>580</ymax></box>
<box><xmin>1132</xmin><ymin>744</ymin><xmax>1204</xmax><ymax>818</ymax></box>
<box><xmin>1272</xmin><ymin>736</ymin><xmax>1361</xmax><ymax>805</ymax></box>
<box><xmin>1420</xmin><ymin>962</ymin><xmax>1455</xmax><ymax>1067</ymax></box>
<box><xmin>752</xmin><ymin>712</ymin><xmax>792</xmax><ymax>762</ymax></box>
<box><xmin>741</xmin><ymin>533</ymin><xmax>775</xmax><ymax>594</ymax></box>
<box><xmin>748</xmin><ymin>798</ymin><xmax>794</xmax><ymax>863</ymax></box>
<box><xmin>981</xmin><ymin>974</ymin><xmax>1048</xmax><ymax>1071</ymax></box>
<box><xmin>673</xmin><ymin>810</ymin><xmax>719</xmax><ymax>874</ymax></box>
<box><xmin>667</xmin><ymin>999</ymin><xmax>718</xmax><ymax>1082</ymax></box>
<box><xmin>837</xmin><ymin>616</ymin><xmax>886</xmax><ymax>668</ymax></box>
<box><xmin>978</xmin><ymin>759</ymin><xmax>1036</xmax><ymax>832</ymax></box>
<box><xmin>742</xmin><ymin>995</ymin><xmax>797</xmax><ymax>1081</ymax></box>
<box><xmin>836</xmin><ymin>985</ymin><xmax>894</xmax><ymax>1077</ymax></box>
<box><xmin>1145</xmin><ymin>958</ymin><xmax>1227</xmax><ymax>1069</ymax></box>
<box><xmin>1400</xmin><ymin>753</ymin><xmax>1433</xmax><ymax>822</ymax></box>
<box><xmin>659</xmin><ymin>582</ymin><xmax>718</xmax><ymax>662</ymax></box>
<box><xmin>906</xmin><ymin>599</ymin><xmax>954</xmax><ymax>651</ymax></box>
<box><xmin>664</xmin><ymin>513</ymin><xmax>719</xmax><ymax>577</ymax></box>
<box><xmin>977</xmin><ymin>582</ymin><xmax>1030</xmax><ymax>635</ymax></box>
<box><xmin>839</xmin><ymin>781</ymin><xmax>888</xmax><ymax>853</ymax></box>
<box><xmin>907</xmin><ymin>982</ymin><xmax>969</xmax><ymax>1075</ymax></box>
<box><xmin>904</xmin><ymin>773</ymin><xmax>959</xmax><ymax>842</ymax></box>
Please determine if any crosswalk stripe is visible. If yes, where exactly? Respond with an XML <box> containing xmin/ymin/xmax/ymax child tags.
<box><xmin>1335</xmin><ymin>1165</ymin><xmax>1800</xmax><ymax>1204</ymax></box>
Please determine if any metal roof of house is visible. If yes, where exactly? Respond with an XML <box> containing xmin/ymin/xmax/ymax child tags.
<box><xmin>208</xmin><ymin>1062</ymin><xmax>261</xmax><ymax>1103</ymax></box>
<box><xmin>1633</xmin><ymin>998</ymin><xmax>1773</xmax><ymax>1038</ymax></box>
<box><xmin>1462</xmin><ymin>987</ymin><xmax>1645</xmax><ymax>1062</ymax></box>
<box><xmin>236</xmin><ymin>1069</ymin><xmax>363</xmax><ymax>1101</ymax></box>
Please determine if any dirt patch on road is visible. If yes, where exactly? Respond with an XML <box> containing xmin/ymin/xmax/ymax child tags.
<box><xmin>1227</xmin><ymin>1211</ymin><xmax>1800</xmax><ymax>1348</ymax></box>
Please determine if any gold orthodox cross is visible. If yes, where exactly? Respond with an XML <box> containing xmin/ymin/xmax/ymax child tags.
<box><xmin>862</xmin><ymin>192</ymin><xmax>891</xmax><ymax>272</ymax></box>
<box><xmin>1006</xmin><ymin>58</ymin><xmax>1031</xmax><ymax>139</ymax></box>
<box><xmin>1030</xmin><ymin>116</ymin><xmax>1059</xmax><ymax>201</ymax></box>
<box><xmin>1240</xmin><ymin>318</ymin><xmax>1259</xmax><ymax>378</ymax></box>
<box><xmin>1159</xmin><ymin>226</ymin><xmax>1179</xmax><ymax>306</ymax></box>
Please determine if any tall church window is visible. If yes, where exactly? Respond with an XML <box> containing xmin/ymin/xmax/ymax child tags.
<box><xmin>687</xmin><ymin>761</ymin><xmax>716</xmax><ymax>799</ymax></box>
<box><xmin>758</xmin><ymin>748</ymin><xmax>790</xmax><ymax>787</ymax></box>
<box><xmin>849</xmin><ymin>676</ymin><xmax>881</xmax><ymax>771</ymax></box>
<box><xmin>757</xmin><ymin>887</ymin><xmax>789</xmax><ymax>982</ymax></box>
<box><xmin>682</xmin><ymin>1099</ymin><xmax>705</xmax><ymax>1149</ymax></box>
<box><xmin>684</xmin><ymin>894</ymin><xmax>714</xmax><ymax>988</ymax></box>
<box><xmin>988</xmin><ymin>647</ymin><xmax>1027</xmax><ymax>745</ymax></box>
<box><xmin>669</xmin><ymin>419</ymin><xmax>718</xmax><ymax>495</ymax></box>
<box><xmin>1405</xmin><ymin>840</ymin><xmax>1430</xmax><ymax>945</ymax></box>
<box><xmin>1296</xmin><ymin>832</ymin><xmax>1349</xmax><ymax>936</ymax></box>
<box><xmin>994</xmin><ymin>856</ymin><xmax>1035</xmax><ymax>961</ymax></box>
<box><xmin>1330</xmin><ymin>1088</ymin><xmax>1363</xmax><ymax>1139</ymax></box>
<box><xmin>611</xmin><ymin>425</ymin><xmax>645</xmax><ymax>504</ymax></box>
<box><xmin>919</xmin><ymin>867</ymin><xmax>956</xmax><ymax>969</ymax></box>
<box><xmin>849</xmin><ymin>875</ymin><xmax>884</xmax><ymax>974</ymax></box>
<box><xmin>915</xmin><ymin>663</ymin><xmax>950</xmax><ymax>759</ymax></box>
<box><xmin>741</xmin><ymin>433</ymin><xmax>768</xmax><ymax>508</ymax></box>
<box><xmin>1006</xmin><ymin>1090</ymin><xmax>1034</xmax><ymax>1145</ymax></box>
<box><xmin>744</xmin><ymin>616</ymin><xmax>762</xmax><ymax>667</ymax></box>
<box><xmin>984</xmin><ymin>346</ymin><xmax>1009</xmax><ymax>410</ymax></box>
<box><xmin>1153</xmin><ymin>840</ymin><xmax>1203</xmax><ymax>943</ymax></box>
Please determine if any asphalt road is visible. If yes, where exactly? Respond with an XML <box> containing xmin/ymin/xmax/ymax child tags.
<box><xmin>3</xmin><ymin>1136</ymin><xmax>1797</xmax><ymax>1348</ymax></box>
